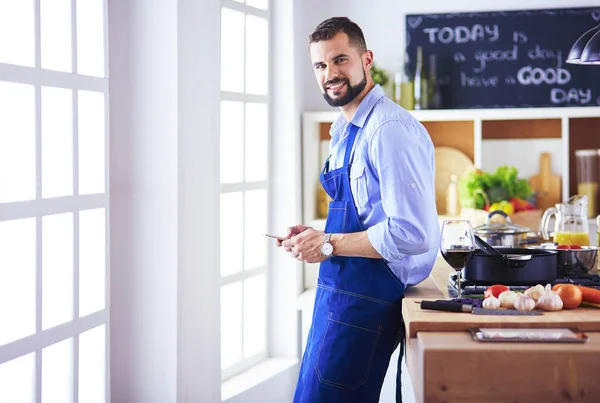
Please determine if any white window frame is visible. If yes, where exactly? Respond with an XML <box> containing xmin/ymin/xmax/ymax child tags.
<box><xmin>220</xmin><ymin>0</ymin><xmax>271</xmax><ymax>382</ymax></box>
<box><xmin>0</xmin><ymin>0</ymin><xmax>110</xmax><ymax>401</ymax></box>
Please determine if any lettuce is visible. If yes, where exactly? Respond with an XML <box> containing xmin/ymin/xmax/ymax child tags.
<box><xmin>458</xmin><ymin>166</ymin><xmax>532</xmax><ymax>209</ymax></box>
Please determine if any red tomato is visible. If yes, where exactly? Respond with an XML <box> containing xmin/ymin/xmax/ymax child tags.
<box><xmin>484</xmin><ymin>284</ymin><xmax>510</xmax><ymax>299</ymax></box>
<box><xmin>556</xmin><ymin>245</ymin><xmax>571</xmax><ymax>250</ymax></box>
<box><xmin>569</xmin><ymin>245</ymin><xmax>582</xmax><ymax>249</ymax></box>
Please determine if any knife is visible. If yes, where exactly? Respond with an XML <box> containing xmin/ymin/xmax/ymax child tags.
<box><xmin>420</xmin><ymin>300</ymin><xmax>544</xmax><ymax>316</ymax></box>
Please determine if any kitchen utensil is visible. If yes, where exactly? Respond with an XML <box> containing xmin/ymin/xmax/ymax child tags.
<box><xmin>474</xmin><ymin>234</ymin><xmax>532</xmax><ymax>262</ymax></box>
<box><xmin>529</xmin><ymin>243</ymin><xmax>599</xmax><ymax>276</ymax></box>
<box><xmin>529</xmin><ymin>152</ymin><xmax>561</xmax><ymax>211</ymax></box>
<box><xmin>541</xmin><ymin>195</ymin><xmax>590</xmax><ymax>246</ymax></box>
<box><xmin>440</xmin><ymin>220</ymin><xmax>476</xmax><ymax>297</ymax></box>
<box><xmin>463</xmin><ymin>245</ymin><xmax>557</xmax><ymax>286</ymax></box>
<box><xmin>420</xmin><ymin>300</ymin><xmax>544</xmax><ymax>315</ymax></box>
<box><xmin>434</xmin><ymin>147</ymin><xmax>474</xmax><ymax>214</ymax></box>
<box><xmin>473</xmin><ymin>210</ymin><xmax>531</xmax><ymax>247</ymax></box>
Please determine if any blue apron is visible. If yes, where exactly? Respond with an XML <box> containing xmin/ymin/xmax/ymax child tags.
<box><xmin>293</xmin><ymin>123</ymin><xmax>406</xmax><ymax>403</ymax></box>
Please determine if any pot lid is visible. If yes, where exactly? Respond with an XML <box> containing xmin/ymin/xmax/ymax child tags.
<box><xmin>473</xmin><ymin>210</ymin><xmax>531</xmax><ymax>235</ymax></box>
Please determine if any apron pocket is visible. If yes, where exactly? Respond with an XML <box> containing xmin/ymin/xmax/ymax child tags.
<box><xmin>315</xmin><ymin>312</ymin><xmax>382</xmax><ymax>390</ymax></box>
<box><xmin>324</xmin><ymin>200</ymin><xmax>347</xmax><ymax>233</ymax></box>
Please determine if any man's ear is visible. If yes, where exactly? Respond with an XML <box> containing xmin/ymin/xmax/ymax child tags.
<box><xmin>363</xmin><ymin>50</ymin><xmax>374</xmax><ymax>71</ymax></box>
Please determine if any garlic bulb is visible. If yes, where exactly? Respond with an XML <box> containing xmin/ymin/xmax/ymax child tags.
<box><xmin>536</xmin><ymin>284</ymin><xmax>563</xmax><ymax>311</ymax></box>
<box><xmin>498</xmin><ymin>290</ymin><xmax>519</xmax><ymax>309</ymax></box>
<box><xmin>483</xmin><ymin>295</ymin><xmax>501</xmax><ymax>309</ymax></box>
<box><xmin>524</xmin><ymin>284</ymin><xmax>545</xmax><ymax>302</ymax></box>
<box><xmin>513</xmin><ymin>294</ymin><xmax>536</xmax><ymax>311</ymax></box>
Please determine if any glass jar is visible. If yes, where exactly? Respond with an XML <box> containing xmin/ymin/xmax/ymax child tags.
<box><xmin>575</xmin><ymin>149</ymin><xmax>599</xmax><ymax>218</ymax></box>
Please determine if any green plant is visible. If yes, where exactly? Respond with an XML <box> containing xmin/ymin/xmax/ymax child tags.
<box><xmin>459</xmin><ymin>166</ymin><xmax>533</xmax><ymax>210</ymax></box>
<box><xmin>370</xmin><ymin>63</ymin><xmax>389</xmax><ymax>87</ymax></box>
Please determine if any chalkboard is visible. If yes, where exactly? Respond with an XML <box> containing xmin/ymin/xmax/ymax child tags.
<box><xmin>405</xmin><ymin>7</ymin><xmax>600</xmax><ymax>109</ymax></box>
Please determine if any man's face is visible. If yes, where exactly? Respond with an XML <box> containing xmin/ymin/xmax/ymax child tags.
<box><xmin>309</xmin><ymin>32</ymin><xmax>371</xmax><ymax>107</ymax></box>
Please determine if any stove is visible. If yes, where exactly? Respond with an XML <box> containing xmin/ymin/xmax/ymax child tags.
<box><xmin>448</xmin><ymin>272</ymin><xmax>600</xmax><ymax>298</ymax></box>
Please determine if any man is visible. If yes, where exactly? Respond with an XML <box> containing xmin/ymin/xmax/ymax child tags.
<box><xmin>279</xmin><ymin>17</ymin><xmax>439</xmax><ymax>403</ymax></box>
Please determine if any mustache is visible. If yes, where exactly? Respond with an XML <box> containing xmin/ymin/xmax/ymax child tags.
<box><xmin>323</xmin><ymin>78</ymin><xmax>348</xmax><ymax>88</ymax></box>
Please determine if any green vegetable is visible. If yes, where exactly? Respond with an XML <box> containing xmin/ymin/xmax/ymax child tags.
<box><xmin>459</xmin><ymin>166</ymin><xmax>532</xmax><ymax>209</ymax></box>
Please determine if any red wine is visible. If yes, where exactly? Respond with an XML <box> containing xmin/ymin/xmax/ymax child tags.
<box><xmin>442</xmin><ymin>248</ymin><xmax>474</xmax><ymax>270</ymax></box>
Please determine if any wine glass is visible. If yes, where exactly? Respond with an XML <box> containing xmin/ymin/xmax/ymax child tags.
<box><xmin>440</xmin><ymin>220</ymin><xmax>476</xmax><ymax>298</ymax></box>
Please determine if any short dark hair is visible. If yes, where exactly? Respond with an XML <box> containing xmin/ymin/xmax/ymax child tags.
<box><xmin>309</xmin><ymin>17</ymin><xmax>367</xmax><ymax>52</ymax></box>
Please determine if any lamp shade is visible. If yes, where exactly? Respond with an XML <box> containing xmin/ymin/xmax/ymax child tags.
<box><xmin>566</xmin><ymin>24</ymin><xmax>600</xmax><ymax>64</ymax></box>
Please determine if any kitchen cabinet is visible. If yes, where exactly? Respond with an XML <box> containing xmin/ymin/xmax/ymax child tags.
<box><xmin>301</xmin><ymin>106</ymin><xmax>600</xmax><ymax>288</ymax></box>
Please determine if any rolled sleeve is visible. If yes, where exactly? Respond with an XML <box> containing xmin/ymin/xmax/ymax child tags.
<box><xmin>365</xmin><ymin>120</ymin><xmax>438</xmax><ymax>262</ymax></box>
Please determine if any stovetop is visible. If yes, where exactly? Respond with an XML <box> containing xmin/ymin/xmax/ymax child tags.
<box><xmin>448</xmin><ymin>272</ymin><xmax>600</xmax><ymax>298</ymax></box>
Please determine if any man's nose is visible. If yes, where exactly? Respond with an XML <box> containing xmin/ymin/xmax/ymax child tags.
<box><xmin>324</xmin><ymin>65</ymin><xmax>340</xmax><ymax>82</ymax></box>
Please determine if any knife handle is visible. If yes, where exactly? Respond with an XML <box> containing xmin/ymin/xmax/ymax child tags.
<box><xmin>420</xmin><ymin>300</ymin><xmax>469</xmax><ymax>313</ymax></box>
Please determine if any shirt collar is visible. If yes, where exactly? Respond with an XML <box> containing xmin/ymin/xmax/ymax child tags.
<box><xmin>329</xmin><ymin>84</ymin><xmax>385</xmax><ymax>136</ymax></box>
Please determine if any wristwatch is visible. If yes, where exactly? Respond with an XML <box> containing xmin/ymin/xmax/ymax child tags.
<box><xmin>321</xmin><ymin>233</ymin><xmax>334</xmax><ymax>257</ymax></box>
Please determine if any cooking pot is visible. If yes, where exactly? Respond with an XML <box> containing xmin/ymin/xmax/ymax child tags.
<box><xmin>463</xmin><ymin>236</ymin><xmax>557</xmax><ymax>286</ymax></box>
<box><xmin>529</xmin><ymin>244</ymin><xmax>599</xmax><ymax>276</ymax></box>
<box><xmin>473</xmin><ymin>210</ymin><xmax>531</xmax><ymax>247</ymax></box>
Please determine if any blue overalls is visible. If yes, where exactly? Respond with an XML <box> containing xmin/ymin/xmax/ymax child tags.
<box><xmin>293</xmin><ymin>123</ymin><xmax>406</xmax><ymax>403</ymax></box>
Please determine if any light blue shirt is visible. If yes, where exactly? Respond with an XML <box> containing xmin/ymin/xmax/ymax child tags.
<box><xmin>328</xmin><ymin>85</ymin><xmax>439</xmax><ymax>287</ymax></box>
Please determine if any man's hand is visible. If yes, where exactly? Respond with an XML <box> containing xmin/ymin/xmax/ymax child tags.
<box><xmin>276</xmin><ymin>224</ymin><xmax>311</xmax><ymax>247</ymax></box>
<box><xmin>281</xmin><ymin>227</ymin><xmax>328</xmax><ymax>264</ymax></box>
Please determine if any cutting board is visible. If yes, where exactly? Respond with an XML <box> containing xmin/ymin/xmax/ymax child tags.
<box><xmin>529</xmin><ymin>152</ymin><xmax>561</xmax><ymax>211</ymax></box>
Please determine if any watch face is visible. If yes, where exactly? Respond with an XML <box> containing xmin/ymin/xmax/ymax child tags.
<box><xmin>321</xmin><ymin>242</ymin><xmax>333</xmax><ymax>256</ymax></box>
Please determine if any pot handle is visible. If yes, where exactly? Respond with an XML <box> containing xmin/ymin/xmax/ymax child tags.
<box><xmin>541</xmin><ymin>207</ymin><xmax>557</xmax><ymax>241</ymax></box>
<box><xmin>485</xmin><ymin>210</ymin><xmax>513</xmax><ymax>224</ymax></box>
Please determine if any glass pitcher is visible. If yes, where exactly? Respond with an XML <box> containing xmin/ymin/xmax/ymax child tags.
<box><xmin>541</xmin><ymin>195</ymin><xmax>590</xmax><ymax>246</ymax></box>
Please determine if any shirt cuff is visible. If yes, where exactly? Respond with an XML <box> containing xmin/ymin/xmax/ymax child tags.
<box><xmin>366</xmin><ymin>220</ymin><xmax>404</xmax><ymax>262</ymax></box>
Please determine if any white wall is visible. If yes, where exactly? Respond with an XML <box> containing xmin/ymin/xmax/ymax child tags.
<box><xmin>108</xmin><ymin>1</ymin><xmax>179</xmax><ymax>402</ymax></box>
<box><xmin>299</xmin><ymin>0</ymin><xmax>600</xmax><ymax>112</ymax></box>
<box><xmin>108</xmin><ymin>0</ymin><xmax>221</xmax><ymax>402</ymax></box>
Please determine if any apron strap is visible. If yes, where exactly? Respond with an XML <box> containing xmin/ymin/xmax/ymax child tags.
<box><xmin>343</xmin><ymin>124</ymin><xmax>360</xmax><ymax>167</ymax></box>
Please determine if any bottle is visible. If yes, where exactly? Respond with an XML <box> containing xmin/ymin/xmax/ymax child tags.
<box><xmin>413</xmin><ymin>47</ymin><xmax>429</xmax><ymax>110</ymax></box>
<box><xmin>446</xmin><ymin>174</ymin><xmax>460</xmax><ymax>216</ymax></box>
<box><xmin>596</xmin><ymin>214</ymin><xmax>600</xmax><ymax>247</ymax></box>
<box><xmin>394</xmin><ymin>71</ymin><xmax>414</xmax><ymax>110</ymax></box>
<box><xmin>428</xmin><ymin>54</ymin><xmax>442</xmax><ymax>109</ymax></box>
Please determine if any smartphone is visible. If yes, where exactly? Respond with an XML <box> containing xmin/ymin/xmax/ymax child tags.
<box><xmin>265</xmin><ymin>233</ymin><xmax>287</xmax><ymax>241</ymax></box>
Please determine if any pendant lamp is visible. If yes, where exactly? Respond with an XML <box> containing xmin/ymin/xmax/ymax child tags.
<box><xmin>566</xmin><ymin>24</ymin><xmax>600</xmax><ymax>65</ymax></box>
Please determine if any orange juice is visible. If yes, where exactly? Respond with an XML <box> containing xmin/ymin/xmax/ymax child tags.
<box><xmin>554</xmin><ymin>232</ymin><xmax>590</xmax><ymax>246</ymax></box>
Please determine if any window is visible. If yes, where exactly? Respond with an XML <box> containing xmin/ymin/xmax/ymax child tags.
<box><xmin>219</xmin><ymin>0</ymin><xmax>270</xmax><ymax>380</ymax></box>
<box><xmin>0</xmin><ymin>1</ymin><xmax>109</xmax><ymax>402</ymax></box>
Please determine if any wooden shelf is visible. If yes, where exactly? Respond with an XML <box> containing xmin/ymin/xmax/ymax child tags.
<box><xmin>482</xmin><ymin>119</ymin><xmax>561</xmax><ymax>139</ymax></box>
<box><xmin>422</xmin><ymin>121</ymin><xmax>474</xmax><ymax>161</ymax></box>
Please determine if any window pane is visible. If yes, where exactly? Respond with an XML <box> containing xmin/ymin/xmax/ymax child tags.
<box><xmin>244</xmin><ymin>103</ymin><xmax>268</xmax><ymax>182</ymax></box>
<box><xmin>243</xmin><ymin>274</ymin><xmax>266</xmax><ymax>357</ymax></box>
<box><xmin>0</xmin><ymin>353</ymin><xmax>35</xmax><ymax>403</ymax></box>
<box><xmin>220</xmin><ymin>101</ymin><xmax>244</xmax><ymax>184</ymax></box>
<box><xmin>0</xmin><ymin>218</ymin><xmax>36</xmax><ymax>346</ymax></box>
<box><xmin>221</xmin><ymin>282</ymin><xmax>242</xmax><ymax>370</ymax></box>
<box><xmin>79</xmin><ymin>325</ymin><xmax>105</xmax><ymax>403</ymax></box>
<box><xmin>42</xmin><ymin>86</ymin><xmax>73</xmax><ymax>198</ymax></box>
<box><xmin>246</xmin><ymin>0</ymin><xmax>268</xmax><ymax>10</ymax></box>
<box><xmin>42</xmin><ymin>213</ymin><xmax>74</xmax><ymax>330</ymax></box>
<box><xmin>221</xmin><ymin>8</ymin><xmax>244</xmax><ymax>92</ymax></box>
<box><xmin>244</xmin><ymin>189</ymin><xmax>266</xmax><ymax>270</ymax></box>
<box><xmin>42</xmin><ymin>338</ymin><xmax>73</xmax><ymax>403</ymax></box>
<box><xmin>79</xmin><ymin>209</ymin><xmax>105</xmax><ymax>317</ymax></box>
<box><xmin>220</xmin><ymin>192</ymin><xmax>243</xmax><ymax>276</ymax></box>
<box><xmin>41</xmin><ymin>0</ymin><xmax>72</xmax><ymax>72</ymax></box>
<box><xmin>0</xmin><ymin>82</ymin><xmax>35</xmax><ymax>203</ymax></box>
<box><xmin>0</xmin><ymin>0</ymin><xmax>34</xmax><ymax>66</ymax></box>
<box><xmin>78</xmin><ymin>90</ymin><xmax>105</xmax><ymax>194</ymax></box>
<box><xmin>245</xmin><ymin>15</ymin><xmax>268</xmax><ymax>95</ymax></box>
<box><xmin>76</xmin><ymin>0</ymin><xmax>105</xmax><ymax>77</ymax></box>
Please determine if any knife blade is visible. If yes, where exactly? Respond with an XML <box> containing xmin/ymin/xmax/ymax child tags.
<box><xmin>420</xmin><ymin>300</ymin><xmax>543</xmax><ymax>316</ymax></box>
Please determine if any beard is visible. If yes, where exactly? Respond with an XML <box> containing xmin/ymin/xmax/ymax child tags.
<box><xmin>322</xmin><ymin>69</ymin><xmax>367</xmax><ymax>107</ymax></box>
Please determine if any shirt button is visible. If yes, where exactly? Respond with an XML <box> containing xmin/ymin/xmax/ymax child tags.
<box><xmin>410</xmin><ymin>183</ymin><xmax>416</xmax><ymax>188</ymax></box>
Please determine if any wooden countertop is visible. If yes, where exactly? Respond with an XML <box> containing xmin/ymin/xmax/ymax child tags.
<box><xmin>403</xmin><ymin>256</ymin><xmax>600</xmax><ymax>338</ymax></box>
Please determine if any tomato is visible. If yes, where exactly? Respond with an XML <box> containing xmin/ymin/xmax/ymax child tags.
<box><xmin>556</xmin><ymin>245</ymin><xmax>571</xmax><ymax>250</ymax></box>
<box><xmin>569</xmin><ymin>245</ymin><xmax>582</xmax><ymax>249</ymax></box>
<box><xmin>484</xmin><ymin>284</ymin><xmax>510</xmax><ymax>299</ymax></box>
<box><xmin>552</xmin><ymin>284</ymin><xmax>583</xmax><ymax>309</ymax></box>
